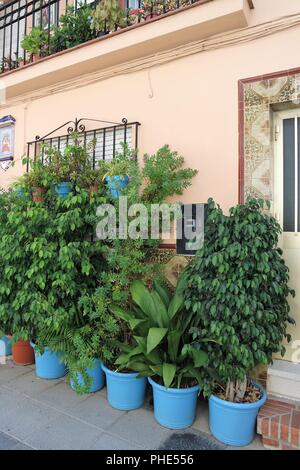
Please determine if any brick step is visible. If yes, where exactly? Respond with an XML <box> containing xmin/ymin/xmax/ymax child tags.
<box><xmin>257</xmin><ymin>397</ymin><xmax>300</xmax><ymax>450</ymax></box>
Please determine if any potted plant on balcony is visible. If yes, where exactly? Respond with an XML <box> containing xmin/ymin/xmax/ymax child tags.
<box><xmin>21</xmin><ymin>27</ymin><xmax>49</xmax><ymax>62</ymax></box>
<box><xmin>50</xmin><ymin>5</ymin><xmax>96</xmax><ymax>54</ymax></box>
<box><xmin>183</xmin><ymin>198</ymin><xmax>296</xmax><ymax>446</ymax></box>
<box><xmin>141</xmin><ymin>0</ymin><xmax>163</xmax><ymax>20</ymax></box>
<box><xmin>91</xmin><ymin>0</ymin><xmax>127</xmax><ymax>35</ymax></box>
<box><xmin>110</xmin><ymin>279</ymin><xmax>209</xmax><ymax>428</ymax></box>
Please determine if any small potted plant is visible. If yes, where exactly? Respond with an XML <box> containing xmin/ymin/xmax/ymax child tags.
<box><xmin>44</xmin><ymin>146</ymin><xmax>73</xmax><ymax>198</ymax></box>
<box><xmin>104</xmin><ymin>146</ymin><xmax>136</xmax><ymax>197</ymax></box>
<box><xmin>100</xmin><ymin>299</ymin><xmax>147</xmax><ymax>410</ymax></box>
<box><xmin>22</xmin><ymin>157</ymin><xmax>50</xmax><ymax>203</ymax></box>
<box><xmin>80</xmin><ymin>160</ymin><xmax>108</xmax><ymax>194</ymax></box>
<box><xmin>91</xmin><ymin>0</ymin><xmax>127</xmax><ymax>35</ymax></box>
<box><xmin>111</xmin><ymin>278</ymin><xmax>208</xmax><ymax>428</ymax></box>
<box><xmin>142</xmin><ymin>0</ymin><xmax>163</xmax><ymax>21</ymax></box>
<box><xmin>21</xmin><ymin>27</ymin><xmax>49</xmax><ymax>62</ymax></box>
<box><xmin>30</xmin><ymin>341</ymin><xmax>67</xmax><ymax>379</ymax></box>
<box><xmin>184</xmin><ymin>198</ymin><xmax>296</xmax><ymax>446</ymax></box>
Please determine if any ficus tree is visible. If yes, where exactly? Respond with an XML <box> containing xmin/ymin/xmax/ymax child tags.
<box><xmin>183</xmin><ymin>198</ymin><xmax>296</xmax><ymax>401</ymax></box>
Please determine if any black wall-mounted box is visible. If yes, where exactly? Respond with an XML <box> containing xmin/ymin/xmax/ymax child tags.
<box><xmin>176</xmin><ymin>203</ymin><xmax>208</xmax><ymax>256</ymax></box>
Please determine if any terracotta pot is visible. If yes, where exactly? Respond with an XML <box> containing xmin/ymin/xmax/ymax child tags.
<box><xmin>32</xmin><ymin>186</ymin><xmax>46</xmax><ymax>203</ymax></box>
<box><xmin>145</xmin><ymin>12</ymin><xmax>160</xmax><ymax>21</ymax></box>
<box><xmin>12</xmin><ymin>339</ymin><xmax>35</xmax><ymax>366</ymax></box>
<box><xmin>89</xmin><ymin>183</ymin><xmax>99</xmax><ymax>194</ymax></box>
<box><xmin>31</xmin><ymin>53</ymin><xmax>40</xmax><ymax>63</ymax></box>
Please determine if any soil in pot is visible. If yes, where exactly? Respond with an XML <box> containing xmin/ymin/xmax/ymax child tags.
<box><xmin>12</xmin><ymin>339</ymin><xmax>35</xmax><ymax>366</ymax></box>
<box><xmin>214</xmin><ymin>383</ymin><xmax>262</xmax><ymax>403</ymax></box>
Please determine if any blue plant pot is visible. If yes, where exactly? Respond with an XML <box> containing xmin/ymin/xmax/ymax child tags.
<box><xmin>15</xmin><ymin>188</ymin><xmax>25</xmax><ymax>199</ymax></box>
<box><xmin>209</xmin><ymin>382</ymin><xmax>267</xmax><ymax>446</ymax></box>
<box><xmin>102</xmin><ymin>364</ymin><xmax>147</xmax><ymax>410</ymax></box>
<box><xmin>148</xmin><ymin>377</ymin><xmax>200</xmax><ymax>429</ymax></box>
<box><xmin>70</xmin><ymin>359</ymin><xmax>105</xmax><ymax>393</ymax></box>
<box><xmin>0</xmin><ymin>335</ymin><xmax>12</xmax><ymax>356</ymax></box>
<box><xmin>31</xmin><ymin>342</ymin><xmax>67</xmax><ymax>380</ymax></box>
<box><xmin>55</xmin><ymin>182</ymin><xmax>72</xmax><ymax>198</ymax></box>
<box><xmin>105</xmin><ymin>176</ymin><xmax>129</xmax><ymax>197</ymax></box>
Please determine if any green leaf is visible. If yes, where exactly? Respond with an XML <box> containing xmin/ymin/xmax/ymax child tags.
<box><xmin>127</xmin><ymin>361</ymin><xmax>148</xmax><ymax>372</ymax></box>
<box><xmin>109</xmin><ymin>305</ymin><xmax>132</xmax><ymax>323</ymax></box>
<box><xmin>147</xmin><ymin>327</ymin><xmax>168</xmax><ymax>354</ymax></box>
<box><xmin>163</xmin><ymin>363</ymin><xmax>176</xmax><ymax>388</ymax></box>
<box><xmin>191</xmin><ymin>348</ymin><xmax>208</xmax><ymax>368</ymax></box>
<box><xmin>153</xmin><ymin>279</ymin><xmax>170</xmax><ymax>307</ymax></box>
<box><xmin>151</xmin><ymin>290</ymin><xmax>170</xmax><ymax>328</ymax></box>
<box><xmin>128</xmin><ymin>318</ymin><xmax>147</xmax><ymax>331</ymax></box>
<box><xmin>130</xmin><ymin>280</ymin><xmax>157</xmax><ymax>325</ymax></box>
<box><xmin>167</xmin><ymin>330</ymin><xmax>181</xmax><ymax>362</ymax></box>
<box><xmin>168</xmin><ymin>294</ymin><xmax>184</xmax><ymax>320</ymax></box>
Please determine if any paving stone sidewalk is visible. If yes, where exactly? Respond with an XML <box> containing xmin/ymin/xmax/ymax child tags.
<box><xmin>0</xmin><ymin>359</ymin><xmax>265</xmax><ymax>450</ymax></box>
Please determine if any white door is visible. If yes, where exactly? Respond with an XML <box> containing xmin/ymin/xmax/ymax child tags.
<box><xmin>274</xmin><ymin>110</ymin><xmax>300</xmax><ymax>361</ymax></box>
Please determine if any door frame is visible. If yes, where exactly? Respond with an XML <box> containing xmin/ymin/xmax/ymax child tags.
<box><xmin>273</xmin><ymin>109</ymin><xmax>300</xmax><ymax>249</ymax></box>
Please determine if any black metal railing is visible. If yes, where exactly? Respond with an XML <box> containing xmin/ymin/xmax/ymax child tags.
<box><xmin>0</xmin><ymin>0</ymin><xmax>204</xmax><ymax>73</ymax></box>
<box><xmin>26</xmin><ymin>117</ymin><xmax>141</xmax><ymax>170</ymax></box>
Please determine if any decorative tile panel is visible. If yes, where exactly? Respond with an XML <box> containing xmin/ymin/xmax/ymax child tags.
<box><xmin>242</xmin><ymin>72</ymin><xmax>300</xmax><ymax>202</ymax></box>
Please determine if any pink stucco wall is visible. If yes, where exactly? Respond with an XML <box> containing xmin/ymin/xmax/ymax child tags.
<box><xmin>1</xmin><ymin>0</ymin><xmax>300</xmax><ymax>215</ymax></box>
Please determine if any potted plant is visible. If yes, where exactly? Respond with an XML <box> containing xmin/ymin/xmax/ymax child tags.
<box><xmin>21</xmin><ymin>27</ymin><xmax>49</xmax><ymax>62</ymax></box>
<box><xmin>35</xmin><ymin>293</ymin><xmax>112</xmax><ymax>393</ymax></box>
<box><xmin>22</xmin><ymin>157</ymin><xmax>50</xmax><ymax>202</ymax></box>
<box><xmin>44</xmin><ymin>146</ymin><xmax>73</xmax><ymax>197</ymax></box>
<box><xmin>47</xmin><ymin>137</ymin><xmax>96</xmax><ymax>197</ymax></box>
<box><xmin>50</xmin><ymin>5</ymin><xmax>96</xmax><ymax>54</ymax></box>
<box><xmin>11</xmin><ymin>337</ymin><xmax>35</xmax><ymax>365</ymax></box>
<box><xmin>0</xmin><ymin>332</ymin><xmax>12</xmax><ymax>356</ymax></box>
<box><xmin>104</xmin><ymin>146</ymin><xmax>136</xmax><ymax>197</ymax></box>
<box><xmin>30</xmin><ymin>342</ymin><xmax>67</xmax><ymax>379</ymax></box>
<box><xmin>91</xmin><ymin>0</ymin><xmax>127</xmax><ymax>35</ymax></box>
<box><xmin>110</xmin><ymin>278</ymin><xmax>208</xmax><ymax>428</ymax></box>
<box><xmin>183</xmin><ymin>198</ymin><xmax>296</xmax><ymax>446</ymax></box>
<box><xmin>141</xmin><ymin>0</ymin><xmax>163</xmax><ymax>20</ymax></box>
<box><xmin>79</xmin><ymin>160</ymin><xmax>108</xmax><ymax>194</ymax></box>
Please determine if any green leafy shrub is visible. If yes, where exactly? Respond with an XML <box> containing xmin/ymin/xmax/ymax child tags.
<box><xmin>0</xmin><ymin>187</ymin><xmax>108</xmax><ymax>344</ymax></box>
<box><xmin>22</xmin><ymin>158</ymin><xmax>51</xmax><ymax>189</ymax></box>
<box><xmin>50</xmin><ymin>5</ymin><xmax>95</xmax><ymax>53</ymax></box>
<box><xmin>0</xmin><ymin>139</ymin><xmax>197</xmax><ymax>392</ymax></box>
<box><xmin>21</xmin><ymin>27</ymin><xmax>49</xmax><ymax>57</ymax></box>
<box><xmin>183</xmin><ymin>198</ymin><xmax>296</xmax><ymax>400</ymax></box>
<box><xmin>110</xmin><ymin>279</ymin><xmax>208</xmax><ymax>388</ymax></box>
<box><xmin>142</xmin><ymin>145</ymin><xmax>198</xmax><ymax>203</ymax></box>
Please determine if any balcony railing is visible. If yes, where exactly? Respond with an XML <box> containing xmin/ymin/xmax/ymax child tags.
<box><xmin>0</xmin><ymin>0</ymin><xmax>204</xmax><ymax>73</ymax></box>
